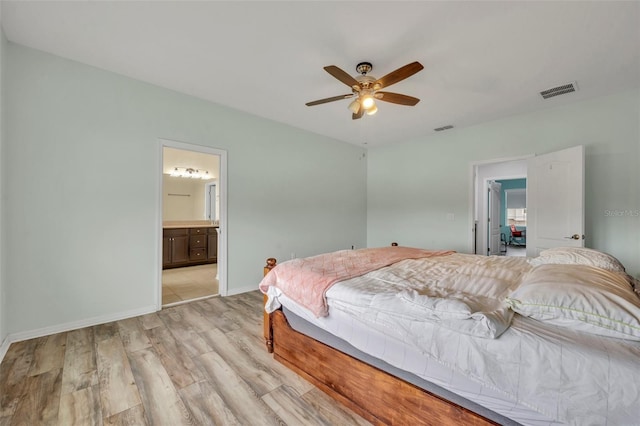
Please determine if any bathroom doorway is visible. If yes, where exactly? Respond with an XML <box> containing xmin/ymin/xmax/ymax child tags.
<box><xmin>159</xmin><ymin>140</ymin><xmax>227</xmax><ymax>308</ymax></box>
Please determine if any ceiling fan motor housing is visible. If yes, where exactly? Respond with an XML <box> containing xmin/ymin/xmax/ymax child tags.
<box><xmin>356</xmin><ymin>62</ymin><xmax>373</xmax><ymax>75</ymax></box>
<box><xmin>355</xmin><ymin>75</ymin><xmax>376</xmax><ymax>91</ymax></box>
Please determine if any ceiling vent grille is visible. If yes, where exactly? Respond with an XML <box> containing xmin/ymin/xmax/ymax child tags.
<box><xmin>434</xmin><ymin>125</ymin><xmax>454</xmax><ymax>132</ymax></box>
<box><xmin>540</xmin><ymin>81</ymin><xmax>578</xmax><ymax>99</ymax></box>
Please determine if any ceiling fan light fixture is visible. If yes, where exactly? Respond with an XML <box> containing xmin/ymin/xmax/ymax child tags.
<box><xmin>365</xmin><ymin>103</ymin><xmax>378</xmax><ymax>115</ymax></box>
<box><xmin>348</xmin><ymin>99</ymin><xmax>361</xmax><ymax>114</ymax></box>
<box><xmin>361</xmin><ymin>95</ymin><xmax>375</xmax><ymax>109</ymax></box>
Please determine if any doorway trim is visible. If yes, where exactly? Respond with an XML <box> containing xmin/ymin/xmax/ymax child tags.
<box><xmin>204</xmin><ymin>181</ymin><xmax>217</xmax><ymax>221</ymax></box>
<box><xmin>157</xmin><ymin>138</ymin><xmax>228</xmax><ymax>309</ymax></box>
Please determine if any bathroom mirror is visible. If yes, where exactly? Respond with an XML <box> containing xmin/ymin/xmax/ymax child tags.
<box><xmin>163</xmin><ymin>147</ymin><xmax>220</xmax><ymax>222</ymax></box>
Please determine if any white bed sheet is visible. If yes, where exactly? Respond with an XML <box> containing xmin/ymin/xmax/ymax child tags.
<box><xmin>267</xmin><ymin>254</ymin><xmax>640</xmax><ymax>426</ymax></box>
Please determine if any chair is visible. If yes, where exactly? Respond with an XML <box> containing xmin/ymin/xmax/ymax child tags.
<box><xmin>509</xmin><ymin>224</ymin><xmax>526</xmax><ymax>246</ymax></box>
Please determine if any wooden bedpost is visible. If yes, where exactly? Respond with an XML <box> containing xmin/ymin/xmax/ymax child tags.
<box><xmin>263</xmin><ymin>257</ymin><xmax>277</xmax><ymax>353</ymax></box>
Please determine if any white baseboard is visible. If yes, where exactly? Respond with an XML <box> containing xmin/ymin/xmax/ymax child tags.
<box><xmin>225</xmin><ymin>284</ymin><xmax>259</xmax><ymax>297</ymax></box>
<box><xmin>1</xmin><ymin>304</ymin><xmax>158</xmax><ymax>363</ymax></box>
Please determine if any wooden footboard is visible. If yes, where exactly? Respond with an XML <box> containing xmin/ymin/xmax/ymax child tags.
<box><xmin>263</xmin><ymin>257</ymin><xmax>277</xmax><ymax>353</ymax></box>
<box><xmin>262</xmin><ymin>257</ymin><xmax>497</xmax><ymax>426</ymax></box>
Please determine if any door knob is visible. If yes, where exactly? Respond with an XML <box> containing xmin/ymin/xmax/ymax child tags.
<box><xmin>564</xmin><ymin>234</ymin><xmax>581</xmax><ymax>240</ymax></box>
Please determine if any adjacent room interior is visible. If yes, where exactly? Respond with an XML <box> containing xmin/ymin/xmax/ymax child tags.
<box><xmin>162</xmin><ymin>147</ymin><xmax>221</xmax><ymax>306</ymax></box>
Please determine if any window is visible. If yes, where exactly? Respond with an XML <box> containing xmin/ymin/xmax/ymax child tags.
<box><xmin>505</xmin><ymin>188</ymin><xmax>526</xmax><ymax>226</ymax></box>
<box><xmin>507</xmin><ymin>208</ymin><xmax>527</xmax><ymax>226</ymax></box>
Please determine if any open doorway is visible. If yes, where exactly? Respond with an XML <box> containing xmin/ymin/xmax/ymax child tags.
<box><xmin>471</xmin><ymin>146</ymin><xmax>585</xmax><ymax>258</ymax></box>
<box><xmin>471</xmin><ymin>157</ymin><xmax>528</xmax><ymax>257</ymax></box>
<box><xmin>159</xmin><ymin>140</ymin><xmax>227</xmax><ymax>308</ymax></box>
<box><xmin>497</xmin><ymin>180</ymin><xmax>527</xmax><ymax>257</ymax></box>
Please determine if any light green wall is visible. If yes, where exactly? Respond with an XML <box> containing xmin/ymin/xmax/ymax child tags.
<box><xmin>0</xmin><ymin>16</ymin><xmax>6</xmax><ymax>346</ymax></box>
<box><xmin>4</xmin><ymin>42</ymin><xmax>367</xmax><ymax>335</ymax></box>
<box><xmin>367</xmin><ymin>90</ymin><xmax>640</xmax><ymax>277</ymax></box>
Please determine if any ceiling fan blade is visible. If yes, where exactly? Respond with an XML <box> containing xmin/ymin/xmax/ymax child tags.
<box><xmin>375</xmin><ymin>62</ymin><xmax>424</xmax><ymax>89</ymax></box>
<box><xmin>376</xmin><ymin>92</ymin><xmax>420</xmax><ymax>106</ymax></box>
<box><xmin>324</xmin><ymin>65</ymin><xmax>360</xmax><ymax>88</ymax></box>
<box><xmin>352</xmin><ymin>109</ymin><xmax>364</xmax><ymax>120</ymax></box>
<box><xmin>305</xmin><ymin>94</ymin><xmax>354</xmax><ymax>106</ymax></box>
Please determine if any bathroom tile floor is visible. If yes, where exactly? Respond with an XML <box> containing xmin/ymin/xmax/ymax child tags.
<box><xmin>162</xmin><ymin>263</ymin><xmax>218</xmax><ymax>306</ymax></box>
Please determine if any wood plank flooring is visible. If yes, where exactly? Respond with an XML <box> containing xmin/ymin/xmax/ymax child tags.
<box><xmin>0</xmin><ymin>291</ymin><xmax>371</xmax><ymax>426</ymax></box>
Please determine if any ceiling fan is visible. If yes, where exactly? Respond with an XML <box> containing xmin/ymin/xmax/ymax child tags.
<box><xmin>305</xmin><ymin>61</ymin><xmax>424</xmax><ymax>120</ymax></box>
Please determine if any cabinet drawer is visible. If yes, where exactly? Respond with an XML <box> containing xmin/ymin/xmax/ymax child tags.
<box><xmin>189</xmin><ymin>227</ymin><xmax>209</xmax><ymax>235</ymax></box>
<box><xmin>164</xmin><ymin>228</ymin><xmax>188</xmax><ymax>237</ymax></box>
<box><xmin>190</xmin><ymin>235</ymin><xmax>206</xmax><ymax>248</ymax></box>
<box><xmin>190</xmin><ymin>248</ymin><xmax>206</xmax><ymax>261</ymax></box>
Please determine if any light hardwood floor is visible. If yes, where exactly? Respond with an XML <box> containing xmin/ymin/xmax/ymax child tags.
<box><xmin>505</xmin><ymin>246</ymin><xmax>526</xmax><ymax>257</ymax></box>
<box><xmin>0</xmin><ymin>291</ymin><xmax>371</xmax><ymax>426</ymax></box>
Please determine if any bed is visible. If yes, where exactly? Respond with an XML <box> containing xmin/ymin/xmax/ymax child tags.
<box><xmin>259</xmin><ymin>246</ymin><xmax>640</xmax><ymax>425</ymax></box>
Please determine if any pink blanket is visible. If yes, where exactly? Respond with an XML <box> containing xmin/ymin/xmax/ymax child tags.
<box><xmin>259</xmin><ymin>246</ymin><xmax>454</xmax><ymax>317</ymax></box>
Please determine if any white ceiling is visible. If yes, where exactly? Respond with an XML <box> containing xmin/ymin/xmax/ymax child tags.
<box><xmin>2</xmin><ymin>1</ymin><xmax>639</xmax><ymax>147</ymax></box>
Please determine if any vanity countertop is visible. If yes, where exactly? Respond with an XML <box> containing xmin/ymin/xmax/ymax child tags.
<box><xmin>163</xmin><ymin>220</ymin><xmax>218</xmax><ymax>229</ymax></box>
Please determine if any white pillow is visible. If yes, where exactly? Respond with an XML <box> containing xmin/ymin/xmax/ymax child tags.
<box><xmin>528</xmin><ymin>247</ymin><xmax>625</xmax><ymax>273</ymax></box>
<box><xmin>506</xmin><ymin>264</ymin><xmax>640</xmax><ymax>341</ymax></box>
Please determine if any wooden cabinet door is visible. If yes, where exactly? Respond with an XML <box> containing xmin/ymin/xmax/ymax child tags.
<box><xmin>208</xmin><ymin>230</ymin><xmax>218</xmax><ymax>261</ymax></box>
<box><xmin>163</xmin><ymin>227</ymin><xmax>216</xmax><ymax>269</ymax></box>
<box><xmin>171</xmin><ymin>235</ymin><xmax>189</xmax><ymax>264</ymax></box>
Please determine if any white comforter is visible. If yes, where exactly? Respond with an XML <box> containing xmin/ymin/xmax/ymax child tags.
<box><xmin>329</xmin><ymin>253</ymin><xmax>525</xmax><ymax>338</ymax></box>
<box><xmin>320</xmin><ymin>254</ymin><xmax>640</xmax><ymax>425</ymax></box>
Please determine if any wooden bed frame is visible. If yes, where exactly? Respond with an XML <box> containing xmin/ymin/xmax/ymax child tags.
<box><xmin>262</xmin><ymin>257</ymin><xmax>497</xmax><ymax>426</ymax></box>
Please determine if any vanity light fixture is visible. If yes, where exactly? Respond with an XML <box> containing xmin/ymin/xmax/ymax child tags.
<box><xmin>169</xmin><ymin>167</ymin><xmax>212</xmax><ymax>179</ymax></box>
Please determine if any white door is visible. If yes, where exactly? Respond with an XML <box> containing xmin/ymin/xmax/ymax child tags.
<box><xmin>526</xmin><ymin>145</ymin><xmax>585</xmax><ymax>257</ymax></box>
<box><xmin>488</xmin><ymin>181</ymin><xmax>502</xmax><ymax>255</ymax></box>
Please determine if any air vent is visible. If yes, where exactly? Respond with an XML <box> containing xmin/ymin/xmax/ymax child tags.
<box><xmin>540</xmin><ymin>81</ymin><xmax>578</xmax><ymax>99</ymax></box>
<box><xmin>434</xmin><ymin>125</ymin><xmax>454</xmax><ymax>132</ymax></box>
